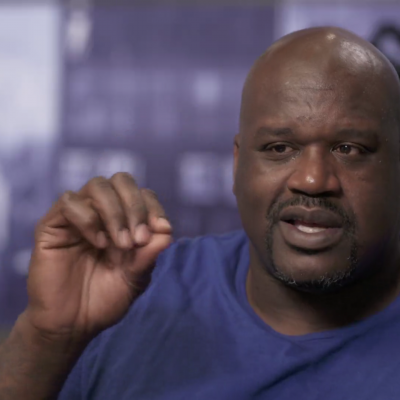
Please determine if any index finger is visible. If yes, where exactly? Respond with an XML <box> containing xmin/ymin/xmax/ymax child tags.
<box><xmin>109</xmin><ymin>172</ymin><xmax>150</xmax><ymax>245</ymax></box>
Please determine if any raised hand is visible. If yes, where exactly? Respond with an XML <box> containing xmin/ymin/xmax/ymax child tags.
<box><xmin>24</xmin><ymin>172</ymin><xmax>172</xmax><ymax>342</ymax></box>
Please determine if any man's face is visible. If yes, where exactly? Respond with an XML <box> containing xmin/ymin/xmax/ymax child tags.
<box><xmin>234</xmin><ymin>65</ymin><xmax>400</xmax><ymax>293</ymax></box>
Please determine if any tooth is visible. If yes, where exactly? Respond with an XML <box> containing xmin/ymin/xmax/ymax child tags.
<box><xmin>297</xmin><ymin>225</ymin><xmax>326</xmax><ymax>233</ymax></box>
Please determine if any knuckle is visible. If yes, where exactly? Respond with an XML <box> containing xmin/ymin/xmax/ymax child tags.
<box><xmin>91</xmin><ymin>199</ymin><xmax>125</xmax><ymax>227</ymax></box>
<box><xmin>127</xmin><ymin>201</ymin><xmax>147</xmax><ymax>219</ymax></box>
<box><xmin>142</xmin><ymin>188</ymin><xmax>159</xmax><ymax>200</ymax></box>
<box><xmin>91</xmin><ymin>199</ymin><xmax>124</xmax><ymax>221</ymax></box>
<box><xmin>109</xmin><ymin>209</ymin><xmax>126</xmax><ymax>225</ymax></box>
<box><xmin>88</xmin><ymin>176</ymin><xmax>111</xmax><ymax>191</ymax></box>
<box><xmin>80</xmin><ymin>213</ymin><xmax>99</xmax><ymax>230</ymax></box>
<box><xmin>111</xmin><ymin>172</ymin><xmax>136</xmax><ymax>185</ymax></box>
<box><xmin>59</xmin><ymin>190</ymin><xmax>74</xmax><ymax>204</ymax></box>
<box><xmin>58</xmin><ymin>191</ymin><xmax>76</xmax><ymax>213</ymax></box>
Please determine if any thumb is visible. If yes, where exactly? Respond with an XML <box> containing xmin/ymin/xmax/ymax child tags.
<box><xmin>122</xmin><ymin>233</ymin><xmax>173</xmax><ymax>291</ymax></box>
<box><xmin>133</xmin><ymin>232</ymin><xmax>173</xmax><ymax>271</ymax></box>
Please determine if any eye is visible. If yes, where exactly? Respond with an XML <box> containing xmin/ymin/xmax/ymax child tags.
<box><xmin>263</xmin><ymin>144</ymin><xmax>294</xmax><ymax>154</ymax></box>
<box><xmin>333</xmin><ymin>144</ymin><xmax>367</xmax><ymax>155</ymax></box>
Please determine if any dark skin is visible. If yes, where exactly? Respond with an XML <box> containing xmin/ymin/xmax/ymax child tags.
<box><xmin>0</xmin><ymin>174</ymin><xmax>173</xmax><ymax>399</ymax></box>
<box><xmin>234</xmin><ymin>27</ymin><xmax>400</xmax><ymax>335</ymax></box>
<box><xmin>1</xmin><ymin>26</ymin><xmax>400</xmax><ymax>399</ymax></box>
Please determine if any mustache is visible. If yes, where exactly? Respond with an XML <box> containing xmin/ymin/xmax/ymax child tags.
<box><xmin>266</xmin><ymin>196</ymin><xmax>356</xmax><ymax>232</ymax></box>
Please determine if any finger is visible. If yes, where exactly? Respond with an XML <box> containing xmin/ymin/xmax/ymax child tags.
<box><xmin>79</xmin><ymin>177</ymin><xmax>133</xmax><ymax>250</ymax></box>
<box><xmin>121</xmin><ymin>233</ymin><xmax>173</xmax><ymax>294</ymax></box>
<box><xmin>109</xmin><ymin>173</ymin><xmax>150</xmax><ymax>246</ymax></box>
<box><xmin>141</xmin><ymin>188</ymin><xmax>172</xmax><ymax>234</ymax></box>
<box><xmin>133</xmin><ymin>233</ymin><xmax>173</xmax><ymax>271</ymax></box>
<box><xmin>56</xmin><ymin>191</ymin><xmax>109</xmax><ymax>249</ymax></box>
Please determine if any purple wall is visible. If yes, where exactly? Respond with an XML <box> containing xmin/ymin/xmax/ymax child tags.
<box><xmin>0</xmin><ymin>3</ymin><xmax>399</xmax><ymax>328</ymax></box>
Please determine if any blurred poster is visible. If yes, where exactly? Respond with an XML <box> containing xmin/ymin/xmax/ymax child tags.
<box><xmin>0</xmin><ymin>4</ymin><xmax>274</xmax><ymax>328</ymax></box>
<box><xmin>60</xmin><ymin>6</ymin><xmax>275</xmax><ymax>238</ymax></box>
<box><xmin>0</xmin><ymin>5</ymin><xmax>61</xmax><ymax>326</ymax></box>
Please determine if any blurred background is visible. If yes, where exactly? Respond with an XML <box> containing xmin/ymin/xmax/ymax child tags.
<box><xmin>0</xmin><ymin>0</ymin><xmax>399</xmax><ymax>335</ymax></box>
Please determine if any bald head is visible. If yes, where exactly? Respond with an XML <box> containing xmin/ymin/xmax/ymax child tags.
<box><xmin>234</xmin><ymin>27</ymin><xmax>400</xmax><ymax>294</ymax></box>
<box><xmin>240</xmin><ymin>26</ymin><xmax>400</xmax><ymax>132</ymax></box>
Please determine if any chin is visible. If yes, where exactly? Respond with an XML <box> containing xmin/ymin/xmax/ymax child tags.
<box><xmin>269</xmin><ymin>250</ymin><xmax>359</xmax><ymax>294</ymax></box>
<box><xmin>262</xmin><ymin>223</ymin><xmax>360</xmax><ymax>294</ymax></box>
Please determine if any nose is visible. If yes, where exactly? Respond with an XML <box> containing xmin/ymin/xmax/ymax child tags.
<box><xmin>286</xmin><ymin>147</ymin><xmax>341</xmax><ymax>197</ymax></box>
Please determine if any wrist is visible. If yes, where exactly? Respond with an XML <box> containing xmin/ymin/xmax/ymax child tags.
<box><xmin>13</xmin><ymin>311</ymin><xmax>90</xmax><ymax>358</ymax></box>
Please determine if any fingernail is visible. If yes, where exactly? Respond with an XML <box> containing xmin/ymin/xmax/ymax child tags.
<box><xmin>119</xmin><ymin>229</ymin><xmax>132</xmax><ymax>248</ymax></box>
<box><xmin>156</xmin><ymin>218</ymin><xmax>172</xmax><ymax>231</ymax></box>
<box><xmin>135</xmin><ymin>224</ymin><xmax>151</xmax><ymax>245</ymax></box>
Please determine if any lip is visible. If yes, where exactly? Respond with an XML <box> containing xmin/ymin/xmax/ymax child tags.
<box><xmin>278</xmin><ymin>220</ymin><xmax>344</xmax><ymax>251</ymax></box>
<box><xmin>280</xmin><ymin>207</ymin><xmax>343</xmax><ymax>228</ymax></box>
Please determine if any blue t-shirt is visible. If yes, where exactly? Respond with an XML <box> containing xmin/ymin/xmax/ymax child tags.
<box><xmin>58</xmin><ymin>230</ymin><xmax>400</xmax><ymax>399</ymax></box>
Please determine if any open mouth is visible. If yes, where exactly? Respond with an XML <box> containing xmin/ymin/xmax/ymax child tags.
<box><xmin>278</xmin><ymin>207</ymin><xmax>345</xmax><ymax>250</ymax></box>
<box><xmin>285</xmin><ymin>220</ymin><xmax>331</xmax><ymax>234</ymax></box>
<box><xmin>279</xmin><ymin>220</ymin><xmax>343</xmax><ymax>251</ymax></box>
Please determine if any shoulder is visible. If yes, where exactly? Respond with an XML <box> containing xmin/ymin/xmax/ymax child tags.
<box><xmin>160</xmin><ymin>229</ymin><xmax>248</xmax><ymax>260</ymax></box>
<box><xmin>81</xmin><ymin>230</ymin><xmax>248</xmax><ymax>344</ymax></box>
<box><xmin>86</xmin><ymin>230</ymin><xmax>248</xmax><ymax>342</ymax></box>
<box><xmin>152</xmin><ymin>229</ymin><xmax>249</xmax><ymax>281</ymax></box>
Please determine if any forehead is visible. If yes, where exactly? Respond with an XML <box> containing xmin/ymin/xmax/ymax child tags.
<box><xmin>242</xmin><ymin>66</ymin><xmax>391</xmax><ymax>135</ymax></box>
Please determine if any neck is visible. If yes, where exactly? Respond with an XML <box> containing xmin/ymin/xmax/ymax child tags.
<box><xmin>246</xmin><ymin>246</ymin><xmax>400</xmax><ymax>336</ymax></box>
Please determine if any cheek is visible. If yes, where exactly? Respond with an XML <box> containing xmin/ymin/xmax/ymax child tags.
<box><xmin>235</xmin><ymin>157</ymin><xmax>286</xmax><ymax>234</ymax></box>
<box><xmin>343</xmin><ymin>169</ymin><xmax>400</xmax><ymax>245</ymax></box>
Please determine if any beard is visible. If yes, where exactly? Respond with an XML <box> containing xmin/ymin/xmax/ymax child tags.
<box><xmin>264</xmin><ymin>196</ymin><xmax>359</xmax><ymax>294</ymax></box>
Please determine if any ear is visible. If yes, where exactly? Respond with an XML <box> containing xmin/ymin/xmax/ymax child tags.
<box><xmin>232</xmin><ymin>133</ymin><xmax>240</xmax><ymax>196</ymax></box>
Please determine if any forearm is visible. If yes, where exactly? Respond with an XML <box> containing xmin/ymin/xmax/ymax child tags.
<box><xmin>0</xmin><ymin>313</ymin><xmax>87</xmax><ymax>400</ymax></box>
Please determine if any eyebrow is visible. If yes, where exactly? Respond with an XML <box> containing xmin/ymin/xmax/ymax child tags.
<box><xmin>255</xmin><ymin>126</ymin><xmax>380</xmax><ymax>142</ymax></box>
<box><xmin>255</xmin><ymin>127</ymin><xmax>294</xmax><ymax>138</ymax></box>
<box><xmin>335</xmin><ymin>128</ymin><xmax>379</xmax><ymax>141</ymax></box>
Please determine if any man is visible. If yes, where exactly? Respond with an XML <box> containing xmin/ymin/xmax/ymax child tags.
<box><xmin>0</xmin><ymin>26</ymin><xmax>400</xmax><ymax>399</ymax></box>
